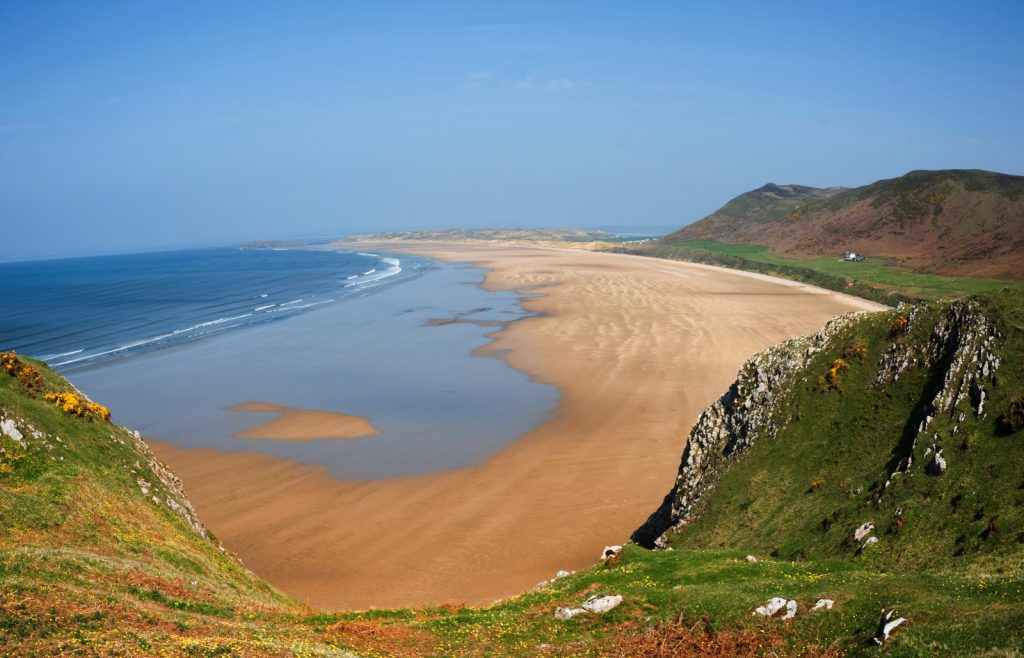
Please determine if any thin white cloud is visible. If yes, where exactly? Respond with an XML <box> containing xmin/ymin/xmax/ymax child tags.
<box><xmin>466</xmin><ymin>71</ymin><xmax>577</xmax><ymax>93</ymax></box>
<box><xmin>543</xmin><ymin>78</ymin><xmax>575</xmax><ymax>92</ymax></box>
<box><xmin>513</xmin><ymin>75</ymin><xmax>576</xmax><ymax>93</ymax></box>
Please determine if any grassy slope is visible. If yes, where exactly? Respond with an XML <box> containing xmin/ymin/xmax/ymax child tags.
<box><xmin>4</xmin><ymin>292</ymin><xmax>1024</xmax><ymax>656</ymax></box>
<box><xmin>661</xmin><ymin>290</ymin><xmax>1024</xmax><ymax>654</ymax></box>
<box><xmin>0</xmin><ymin>358</ymin><xmax>356</xmax><ymax>657</ymax></box>
<box><xmin>622</xmin><ymin>239</ymin><xmax>1024</xmax><ymax>304</ymax></box>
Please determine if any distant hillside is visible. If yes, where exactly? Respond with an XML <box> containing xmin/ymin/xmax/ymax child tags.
<box><xmin>669</xmin><ymin>170</ymin><xmax>1024</xmax><ymax>279</ymax></box>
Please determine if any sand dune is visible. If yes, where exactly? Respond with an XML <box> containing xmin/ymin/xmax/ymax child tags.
<box><xmin>150</xmin><ymin>244</ymin><xmax>886</xmax><ymax>610</ymax></box>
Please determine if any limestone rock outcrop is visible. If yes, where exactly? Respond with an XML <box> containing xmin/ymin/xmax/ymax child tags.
<box><xmin>633</xmin><ymin>313</ymin><xmax>862</xmax><ymax>548</ymax></box>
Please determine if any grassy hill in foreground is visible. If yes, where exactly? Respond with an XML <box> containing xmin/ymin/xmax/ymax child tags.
<box><xmin>4</xmin><ymin>291</ymin><xmax>1024</xmax><ymax>656</ymax></box>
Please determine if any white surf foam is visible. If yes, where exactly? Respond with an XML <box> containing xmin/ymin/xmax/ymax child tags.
<box><xmin>344</xmin><ymin>258</ymin><xmax>402</xmax><ymax>288</ymax></box>
<box><xmin>53</xmin><ymin>313</ymin><xmax>253</xmax><ymax>367</ymax></box>
<box><xmin>40</xmin><ymin>348</ymin><xmax>84</xmax><ymax>360</ymax></box>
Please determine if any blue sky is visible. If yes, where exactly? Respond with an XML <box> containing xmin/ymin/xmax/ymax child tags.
<box><xmin>2</xmin><ymin>1</ymin><xmax>1022</xmax><ymax>260</ymax></box>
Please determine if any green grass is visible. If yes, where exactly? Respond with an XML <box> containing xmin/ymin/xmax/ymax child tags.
<box><xmin>309</xmin><ymin>546</ymin><xmax>1023</xmax><ymax>656</ymax></box>
<box><xmin>624</xmin><ymin>239</ymin><xmax>1024</xmax><ymax>303</ymax></box>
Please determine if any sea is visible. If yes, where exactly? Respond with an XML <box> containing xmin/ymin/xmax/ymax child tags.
<box><xmin>0</xmin><ymin>247</ymin><xmax>559</xmax><ymax>478</ymax></box>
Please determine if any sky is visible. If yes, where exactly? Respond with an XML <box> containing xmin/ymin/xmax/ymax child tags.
<box><xmin>2</xmin><ymin>1</ymin><xmax>1023</xmax><ymax>261</ymax></box>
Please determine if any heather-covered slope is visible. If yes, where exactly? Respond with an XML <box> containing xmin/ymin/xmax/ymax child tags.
<box><xmin>668</xmin><ymin>170</ymin><xmax>1024</xmax><ymax>279</ymax></box>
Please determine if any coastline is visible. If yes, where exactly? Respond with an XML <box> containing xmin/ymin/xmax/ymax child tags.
<box><xmin>72</xmin><ymin>255</ymin><xmax>555</xmax><ymax>480</ymax></box>
<box><xmin>150</xmin><ymin>243</ymin><xmax>888</xmax><ymax>610</ymax></box>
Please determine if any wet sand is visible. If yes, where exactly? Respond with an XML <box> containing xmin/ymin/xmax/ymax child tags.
<box><xmin>229</xmin><ymin>402</ymin><xmax>379</xmax><ymax>440</ymax></box>
<box><xmin>150</xmin><ymin>244</ymin><xmax>886</xmax><ymax>610</ymax></box>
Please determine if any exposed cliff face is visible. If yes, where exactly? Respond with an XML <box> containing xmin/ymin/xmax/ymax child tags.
<box><xmin>876</xmin><ymin>300</ymin><xmax>1001</xmax><ymax>502</ymax></box>
<box><xmin>632</xmin><ymin>313</ymin><xmax>864</xmax><ymax>548</ymax></box>
<box><xmin>633</xmin><ymin>296</ymin><xmax>1007</xmax><ymax>552</ymax></box>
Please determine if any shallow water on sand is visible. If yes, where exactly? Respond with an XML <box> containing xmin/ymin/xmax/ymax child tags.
<box><xmin>71</xmin><ymin>258</ymin><xmax>559</xmax><ymax>479</ymax></box>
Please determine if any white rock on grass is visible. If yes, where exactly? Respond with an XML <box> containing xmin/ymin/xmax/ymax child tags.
<box><xmin>782</xmin><ymin>600</ymin><xmax>798</xmax><ymax>620</ymax></box>
<box><xmin>745</xmin><ymin>555</ymin><xmax>759</xmax><ymax>563</ymax></box>
<box><xmin>872</xmin><ymin>608</ymin><xmax>908</xmax><ymax>645</ymax></box>
<box><xmin>534</xmin><ymin>569</ymin><xmax>573</xmax><ymax>589</ymax></box>
<box><xmin>861</xmin><ymin>536</ymin><xmax>879</xmax><ymax>551</ymax></box>
<box><xmin>601</xmin><ymin>545</ymin><xmax>623</xmax><ymax>560</ymax></box>
<box><xmin>554</xmin><ymin>594</ymin><xmax>623</xmax><ymax>620</ymax></box>
<box><xmin>554</xmin><ymin>607</ymin><xmax>586</xmax><ymax>620</ymax></box>
<box><xmin>854</xmin><ymin>522</ymin><xmax>875</xmax><ymax>542</ymax></box>
<box><xmin>753</xmin><ymin>597</ymin><xmax>788</xmax><ymax>617</ymax></box>
<box><xmin>581</xmin><ymin>595</ymin><xmax>623</xmax><ymax>614</ymax></box>
<box><xmin>1</xmin><ymin>418</ymin><xmax>25</xmax><ymax>447</ymax></box>
<box><xmin>812</xmin><ymin>599</ymin><xmax>834</xmax><ymax>611</ymax></box>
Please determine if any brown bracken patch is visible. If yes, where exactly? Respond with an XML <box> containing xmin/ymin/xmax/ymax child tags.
<box><xmin>604</xmin><ymin>615</ymin><xmax>841</xmax><ymax>658</ymax></box>
<box><xmin>324</xmin><ymin>619</ymin><xmax>436</xmax><ymax>657</ymax></box>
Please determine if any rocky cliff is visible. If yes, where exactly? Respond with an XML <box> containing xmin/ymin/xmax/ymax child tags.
<box><xmin>633</xmin><ymin>292</ymin><xmax>1019</xmax><ymax>568</ymax></box>
<box><xmin>633</xmin><ymin>312</ymin><xmax>863</xmax><ymax>547</ymax></box>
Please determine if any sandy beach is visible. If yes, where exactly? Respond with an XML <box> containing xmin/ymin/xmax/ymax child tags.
<box><xmin>150</xmin><ymin>244</ymin><xmax>886</xmax><ymax>610</ymax></box>
<box><xmin>229</xmin><ymin>401</ymin><xmax>380</xmax><ymax>441</ymax></box>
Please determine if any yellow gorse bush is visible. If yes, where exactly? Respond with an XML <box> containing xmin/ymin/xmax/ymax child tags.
<box><xmin>889</xmin><ymin>315</ymin><xmax>909</xmax><ymax>338</ymax></box>
<box><xmin>1</xmin><ymin>350</ymin><xmax>45</xmax><ymax>396</ymax></box>
<box><xmin>42</xmin><ymin>391</ymin><xmax>111</xmax><ymax>422</ymax></box>
<box><xmin>817</xmin><ymin>357</ymin><xmax>849</xmax><ymax>392</ymax></box>
<box><xmin>3</xmin><ymin>350</ymin><xmax>110</xmax><ymax>421</ymax></box>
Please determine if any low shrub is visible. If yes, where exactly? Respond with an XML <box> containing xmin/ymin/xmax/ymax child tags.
<box><xmin>1</xmin><ymin>351</ymin><xmax>45</xmax><ymax>397</ymax></box>
<box><xmin>817</xmin><ymin>358</ymin><xmax>849</xmax><ymax>392</ymax></box>
<box><xmin>888</xmin><ymin>315</ymin><xmax>909</xmax><ymax>338</ymax></box>
<box><xmin>843</xmin><ymin>338</ymin><xmax>868</xmax><ymax>361</ymax></box>
<box><xmin>42</xmin><ymin>392</ymin><xmax>111</xmax><ymax>422</ymax></box>
<box><xmin>1000</xmin><ymin>396</ymin><xmax>1024</xmax><ymax>435</ymax></box>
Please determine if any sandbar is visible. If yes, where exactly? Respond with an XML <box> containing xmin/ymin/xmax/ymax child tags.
<box><xmin>229</xmin><ymin>401</ymin><xmax>379</xmax><ymax>441</ymax></box>
<box><xmin>149</xmin><ymin>244</ymin><xmax>886</xmax><ymax>610</ymax></box>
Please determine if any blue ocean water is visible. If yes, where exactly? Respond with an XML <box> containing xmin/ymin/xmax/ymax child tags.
<box><xmin>1</xmin><ymin>246</ymin><xmax>559</xmax><ymax>479</ymax></box>
<box><xmin>0</xmin><ymin>247</ymin><xmax>415</xmax><ymax>372</ymax></box>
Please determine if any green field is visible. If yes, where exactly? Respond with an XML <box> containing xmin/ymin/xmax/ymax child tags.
<box><xmin>627</xmin><ymin>239</ymin><xmax>1024</xmax><ymax>304</ymax></box>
